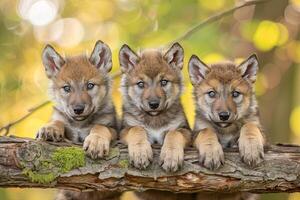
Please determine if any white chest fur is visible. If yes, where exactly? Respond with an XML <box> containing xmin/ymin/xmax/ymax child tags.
<box><xmin>126</xmin><ymin>115</ymin><xmax>184</xmax><ymax>145</ymax></box>
<box><xmin>145</xmin><ymin>122</ymin><xmax>178</xmax><ymax>145</ymax></box>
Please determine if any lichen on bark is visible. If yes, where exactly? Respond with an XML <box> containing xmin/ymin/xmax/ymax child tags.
<box><xmin>20</xmin><ymin>145</ymin><xmax>86</xmax><ymax>184</ymax></box>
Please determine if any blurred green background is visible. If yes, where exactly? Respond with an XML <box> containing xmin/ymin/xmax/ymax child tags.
<box><xmin>0</xmin><ymin>0</ymin><xmax>300</xmax><ymax>199</ymax></box>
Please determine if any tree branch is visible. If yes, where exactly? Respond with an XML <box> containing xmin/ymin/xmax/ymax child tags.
<box><xmin>168</xmin><ymin>0</ymin><xmax>272</xmax><ymax>46</ymax></box>
<box><xmin>1</xmin><ymin>136</ymin><xmax>300</xmax><ymax>193</ymax></box>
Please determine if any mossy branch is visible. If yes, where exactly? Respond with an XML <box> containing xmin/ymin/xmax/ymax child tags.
<box><xmin>0</xmin><ymin>136</ymin><xmax>300</xmax><ymax>193</ymax></box>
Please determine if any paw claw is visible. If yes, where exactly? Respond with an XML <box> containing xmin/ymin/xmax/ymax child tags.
<box><xmin>197</xmin><ymin>143</ymin><xmax>224</xmax><ymax>170</ymax></box>
<box><xmin>83</xmin><ymin>134</ymin><xmax>110</xmax><ymax>160</ymax></box>
<box><xmin>128</xmin><ymin>141</ymin><xmax>153</xmax><ymax>169</ymax></box>
<box><xmin>36</xmin><ymin>125</ymin><xmax>64</xmax><ymax>142</ymax></box>
<box><xmin>239</xmin><ymin>136</ymin><xmax>264</xmax><ymax>167</ymax></box>
<box><xmin>159</xmin><ymin>146</ymin><xmax>184</xmax><ymax>173</ymax></box>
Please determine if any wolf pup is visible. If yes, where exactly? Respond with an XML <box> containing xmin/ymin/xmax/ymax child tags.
<box><xmin>36</xmin><ymin>41</ymin><xmax>119</xmax><ymax>200</ymax></box>
<box><xmin>119</xmin><ymin>43</ymin><xmax>191</xmax><ymax>172</ymax></box>
<box><xmin>188</xmin><ymin>54</ymin><xmax>265</xmax><ymax>170</ymax></box>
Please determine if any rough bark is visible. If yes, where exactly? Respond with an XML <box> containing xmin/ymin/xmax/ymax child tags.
<box><xmin>0</xmin><ymin>136</ymin><xmax>300</xmax><ymax>193</ymax></box>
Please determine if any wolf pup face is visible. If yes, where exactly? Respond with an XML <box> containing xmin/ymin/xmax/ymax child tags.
<box><xmin>119</xmin><ymin>43</ymin><xmax>184</xmax><ymax>116</ymax></box>
<box><xmin>189</xmin><ymin>54</ymin><xmax>258</xmax><ymax>128</ymax></box>
<box><xmin>42</xmin><ymin>41</ymin><xmax>112</xmax><ymax>121</ymax></box>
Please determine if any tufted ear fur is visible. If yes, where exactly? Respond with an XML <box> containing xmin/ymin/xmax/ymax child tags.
<box><xmin>188</xmin><ymin>55</ymin><xmax>210</xmax><ymax>85</ymax></box>
<box><xmin>238</xmin><ymin>54</ymin><xmax>259</xmax><ymax>83</ymax></box>
<box><xmin>89</xmin><ymin>40</ymin><xmax>112</xmax><ymax>73</ymax></box>
<box><xmin>119</xmin><ymin>44</ymin><xmax>140</xmax><ymax>73</ymax></box>
<box><xmin>42</xmin><ymin>44</ymin><xmax>65</xmax><ymax>79</ymax></box>
<box><xmin>163</xmin><ymin>42</ymin><xmax>184</xmax><ymax>70</ymax></box>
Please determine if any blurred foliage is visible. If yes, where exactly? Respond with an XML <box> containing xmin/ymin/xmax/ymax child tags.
<box><xmin>0</xmin><ymin>0</ymin><xmax>300</xmax><ymax>199</ymax></box>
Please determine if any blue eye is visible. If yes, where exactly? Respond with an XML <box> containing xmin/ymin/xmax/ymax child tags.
<box><xmin>63</xmin><ymin>85</ymin><xmax>71</xmax><ymax>93</ymax></box>
<box><xmin>232</xmin><ymin>91</ymin><xmax>240</xmax><ymax>98</ymax></box>
<box><xmin>137</xmin><ymin>81</ymin><xmax>144</xmax><ymax>88</ymax></box>
<box><xmin>160</xmin><ymin>80</ymin><xmax>169</xmax><ymax>87</ymax></box>
<box><xmin>208</xmin><ymin>91</ymin><xmax>216</xmax><ymax>98</ymax></box>
<box><xmin>87</xmin><ymin>83</ymin><xmax>95</xmax><ymax>90</ymax></box>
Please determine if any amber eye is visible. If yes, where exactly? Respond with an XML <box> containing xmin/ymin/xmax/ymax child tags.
<box><xmin>87</xmin><ymin>83</ymin><xmax>95</xmax><ymax>90</ymax></box>
<box><xmin>137</xmin><ymin>81</ymin><xmax>144</xmax><ymax>88</ymax></box>
<box><xmin>207</xmin><ymin>91</ymin><xmax>216</xmax><ymax>98</ymax></box>
<box><xmin>63</xmin><ymin>85</ymin><xmax>71</xmax><ymax>93</ymax></box>
<box><xmin>160</xmin><ymin>80</ymin><xmax>169</xmax><ymax>87</ymax></box>
<box><xmin>232</xmin><ymin>91</ymin><xmax>240</xmax><ymax>98</ymax></box>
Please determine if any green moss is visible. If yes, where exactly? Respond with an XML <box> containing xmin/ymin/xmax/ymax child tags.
<box><xmin>118</xmin><ymin>159</ymin><xmax>129</xmax><ymax>168</ymax></box>
<box><xmin>22</xmin><ymin>146</ymin><xmax>86</xmax><ymax>184</ymax></box>
<box><xmin>52</xmin><ymin>147</ymin><xmax>85</xmax><ymax>173</ymax></box>
<box><xmin>40</xmin><ymin>160</ymin><xmax>54</xmax><ymax>169</ymax></box>
<box><xmin>23</xmin><ymin>169</ymin><xmax>56</xmax><ymax>184</ymax></box>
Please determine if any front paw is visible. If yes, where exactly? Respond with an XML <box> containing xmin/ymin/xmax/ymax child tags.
<box><xmin>239</xmin><ymin>135</ymin><xmax>264</xmax><ymax>167</ymax></box>
<box><xmin>128</xmin><ymin>141</ymin><xmax>153</xmax><ymax>169</ymax></box>
<box><xmin>159</xmin><ymin>146</ymin><xmax>184</xmax><ymax>172</ymax></box>
<box><xmin>197</xmin><ymin>142</ymin><xmax>224</xmax><ymax>170</ymax></box>
<box><xmin>83</xmin><ymin>134</ymin><xmax>110</xmax><ymax>159</ymax></box>
<box><xmin>36</xmin><ymin>124</ymin><xmax>64</xmax><ymax>142</ymax></box>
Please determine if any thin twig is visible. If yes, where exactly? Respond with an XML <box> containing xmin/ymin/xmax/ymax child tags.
<box><xmin>0</xmin><ymin>101</ymin><xmax>51</xmax><ymax>136</ymax></box>
<box><xmin>167</xmin><ymin>0</ymin><xmax>272</xmax><ymax>46</ymax></box>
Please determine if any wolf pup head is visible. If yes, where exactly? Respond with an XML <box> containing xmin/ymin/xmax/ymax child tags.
<box><xmin>188</xmin><ymin>54</ymin><xmax>259</xmax><ymax>128</ymax></box>
<box><xmin>119</xmin><ymin>43</ymin><xmax>184</xmax><ymax>116</ymax></box>
<box><xmin>42</xmin><ymin>41</ymin><xmax>112</xmax><ymax>121</ymax></box>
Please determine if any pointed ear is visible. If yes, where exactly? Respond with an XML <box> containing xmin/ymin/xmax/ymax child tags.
<box><xmin>238</xmin><ymin>54</ymin><xmax>259</xmax><ymax>83</ymax></box>
<box><xmin>42</xmin><ymin>45</ymin><xmax>65</xmax><ymax>79</ymax></box>
<box><xmin>164</xmin><ymin>42</ymin><xmax>184</xmax><ymax>70</ymax></box>
<box><xmin>119</xmin><ymin>44</ymin><xmax>139</xmax><ymax>73</ymax></box>
<box><xmin>89</xmin><ymin>40</ymin><xmax>112</xmax><ymax>73</ymax></box>
<box><xmin>188</xmin><ymin>55</ymin><xmax>210</xmax><ymax>85</ymax></box>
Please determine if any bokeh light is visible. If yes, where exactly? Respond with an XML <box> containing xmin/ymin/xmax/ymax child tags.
<box><xmin>53</xmin><ymin>18</ymin><xmax>84</xmax><ymax>48</ymax></box>
<box><xmin>202</xmin><ymin>53</ymin><xmax>224</xmax><ymax>63</ymax></box>
<box><xmin>290</xmin><ymin>0</ymin><xmax>300</xmax><ymax>11</ymax></box>
<box><xmin>18</xmin><ymin>0</ymin><xmax>58</xmax><ymax>26</ymax></box>
<box><xmin>253</xmin><ymin>20</ymin><xmax>280</xmax><ymax>51</ymax></box>
<box><xmin>255</xmin><ymin>73</ymin><xmax>268</xmax><ymax>96</ymax></box>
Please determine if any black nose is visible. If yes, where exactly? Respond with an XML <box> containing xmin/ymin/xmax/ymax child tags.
<box><xmin>148</xmin><ymin>100</ymin><xmax>160</xmax><ymax>110</ymax></box>
<box><xmin>219</xmin><ymin>111</ymin><xmax>230</xmax><ymax>121</ymax></box>
<box><xmin>73</xmin><ymin>105</ymin><xmax>85</xmax><ymax>115</ymax></box>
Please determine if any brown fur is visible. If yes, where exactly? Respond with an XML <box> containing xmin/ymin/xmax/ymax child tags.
<box><xmin>119</xmin><ymin>43</ymin><xmax>192</xmax><ymax>200</ymax></box>
<box><xmin>36</xmin><ymin>41</ymin><xmax>120</xmax><ymax>200</ymax></box>
<box><xmin>188</xmin><ymin>54</ymin><xmax>264</xmax><ymax>200</ymax></box>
